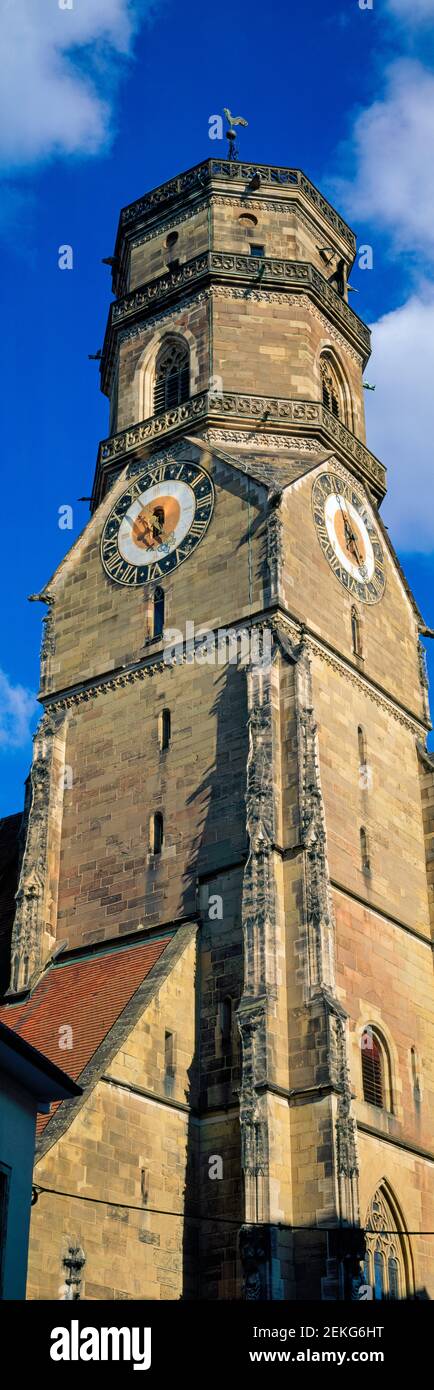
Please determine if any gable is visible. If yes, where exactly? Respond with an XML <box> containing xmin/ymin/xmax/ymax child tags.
<box><xmin>0</xmin><ymin>924</ymin><xmax>196</xmax><ymax>1152</ymax></box>
<box><xmin>37</xmin><ymin>439</ymin><xmax>273</xmax><ymax>697</ymax></box>
<box><xmin>279</xmin><ymin>457</ymin><xmax>427</xmax><ymax>722</ymax></box>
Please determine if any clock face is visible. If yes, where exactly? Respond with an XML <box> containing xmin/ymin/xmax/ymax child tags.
<box><xmin>101</xmin><ymin>457</ymin><xmax>214</xmax><ymax>586</ymax></box>
<box><xmin>312</xmin><ymin>471</ymin><xmax>386</xmax><ymax>604</ymax></box>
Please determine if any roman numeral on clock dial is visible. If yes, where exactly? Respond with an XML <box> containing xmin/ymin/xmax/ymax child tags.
<box><xmin>100</xmin><ymin>456</ymin><xmax>215</xmax><ymax>587</ymax></box>
<box><xmin>311</xmin><ymin>472</ymin><xmax>386</xmax><ymax>605</ymax></box>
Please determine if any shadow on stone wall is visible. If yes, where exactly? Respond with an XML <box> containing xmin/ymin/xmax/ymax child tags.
<box><xmin>179</xmin><ymin>659</ymin><xmax>248</xmax><ymax>1298</ymax></box>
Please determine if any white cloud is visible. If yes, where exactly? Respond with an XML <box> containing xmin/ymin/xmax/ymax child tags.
<box><xmin>0</xmin><ymin>670</ymin><xmax>36</xmax><ymax>750</ymax></box>
<box><xmin>366</xmin><ymin>294</ymin><xmax>434</xmax><ymax>551</ymax></box>
<box><xmin>334</xmin><ymin>60</ymin><xmax>434</xmax><ymax>258</ymax></box>
<box><xmin>0</xmin><ymin>0</ymin><xmax>152</xmax><ymax>167</ymax></box>
<box><xmin>386</xmin><ymin>0</ymin><xmax>434</xmax><ymax>20</ymax></box>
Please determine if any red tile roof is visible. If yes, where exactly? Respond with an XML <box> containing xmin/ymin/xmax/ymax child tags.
<box><xmin>0</xmin><ymin>934</ymin><xmax>171</xmax><ymax>1133</ymax></box>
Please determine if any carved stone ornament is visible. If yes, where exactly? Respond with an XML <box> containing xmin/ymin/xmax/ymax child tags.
<box><xmin>8</xmin><ymin>709</ymin><xmax>67</xmax><ymax>993</ymax></box>
<box><xmin>97</xmin><ymin>392</ymin><xmax>386</xmax><ymax>501</ymax></box>
<box><xmin>239</xmin><ymin>1223</ymin><xmax>272</xmax><ymax>1301</ymax></box>
<box><xmin>237</xmin><ymin>642</ymin><xmax>279</xmax><ymax>1233</ymax></box>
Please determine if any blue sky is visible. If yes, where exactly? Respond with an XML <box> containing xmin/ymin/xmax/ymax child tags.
<box><xmin>0</xmin><ymin>0</ymin><xmax>433</xmax><ymax>813</ymax></box>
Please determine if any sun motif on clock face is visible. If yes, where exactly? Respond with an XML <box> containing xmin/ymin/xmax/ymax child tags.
<box><xmin>312</xmin><ymin>471</ymin><xmax>386</xmax><ymax>604</ymax></box>
<box><xmin>101</xmin><ymin>457</ymin><xmax>214</xmax><ymax>586</ymax></box>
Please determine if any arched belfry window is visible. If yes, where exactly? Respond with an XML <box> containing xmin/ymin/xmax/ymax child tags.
<box><xmin>153</xmin><ymin>338</ymin><xmax>189</xmax><ymax>414</ymax></box>
<box><xmin>320</xmin><ymin>352</ymin><xmax>348</xmax><ymax>424</ymax></box>
<box><xmin>364</xmin><ymin>1185</ymin><xmax>413</xmax><ymax>1299</ymax></box>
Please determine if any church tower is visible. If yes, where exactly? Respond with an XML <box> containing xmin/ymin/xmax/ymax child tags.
<box><xmin>2</xmin><ymin>158</ymin><xmax>434</xmax><ymax>1301</ymax></box>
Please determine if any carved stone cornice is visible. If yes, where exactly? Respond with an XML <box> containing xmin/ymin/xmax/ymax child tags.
<box><xmin>94</xmin><ymin>391</ymin><xmax>386</xmax><ymax>506</ymax></box>
<box><xmin>111</xmin><ymin>254</ymin><xmax>367</xmax><ymax>343</ymax></box>
<box><xmin>101</xmin><ymin>253</ymin><xmax>370</xmax><ymax>391</ymax></box>
<box><xmin>273</xmin><ymin>612</ymin><xmax>427</xmax><ymax>735</ymax></box>
<box><xmin>42</xmin><ymin>655</ymin><xmax>169</xmax><ymax>713</ymax></box>
<box><xmin>204</xmin><ymin>429</ymin><xmax>325</xmax><ymax>453</ymax></box>
<box><xmin>118</xmin><ymin>159</ymin><xmax>356</xmax><ymax>248</ymax></box>
<box><xmin>39</xmin><ymin>606</ymin><xmax>425</xmax><ymax>741</ymax></box>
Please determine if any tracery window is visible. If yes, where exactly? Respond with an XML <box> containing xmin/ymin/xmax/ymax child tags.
<box><xmin>153</xmin><ymin>338</ymin><xmax>189</xmax><ymax>414</ymax></box>
<box><xmin>319</xmin><ymin>350</ymin><xmax>351</xmax><ymax>425</ymax></box>
<box><xmin>364</xmin><ymin>1187</ymin><xmax>411</xmax><ymax>1299</ymax></box>
<box><xmin>320</xmin><ymin>355</ymin><xmax>342</xmax><ymax>417</ymax></box>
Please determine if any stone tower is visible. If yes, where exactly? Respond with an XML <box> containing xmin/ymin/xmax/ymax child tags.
<box><xmin>2</xmin><ymin>159</ymin><xmax>434</xmax><ymax>1301</ymax></box>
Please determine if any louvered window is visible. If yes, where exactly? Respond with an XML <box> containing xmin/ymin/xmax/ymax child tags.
<box><xmin>361</xmin><ymin>1030</ymin><xmax>384</xmax><ymax>1107</ymax></box>
<box><xmin>153</xmin><ymin>340</ymin><xmax>189</xmax><ymax>415</ymax></box>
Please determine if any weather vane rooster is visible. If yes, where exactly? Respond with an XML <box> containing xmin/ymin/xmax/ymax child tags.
<box><xmin>223</xmin><ymin>107</ymin><xmax>248</xmax><ymax>161</ymax></box>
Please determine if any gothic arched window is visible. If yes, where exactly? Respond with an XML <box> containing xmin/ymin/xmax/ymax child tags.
<box><xmin>319</xmin><ymin>351</ymin><xmax>349</xmax><ymax>424</ymax></box>
<box><xmin>153</xmin><ymin>338</ymin><xmax>189</xmax><ymax>414</ymax></box>
<box><xmin>364</xmin><ymin>1186</ymin><xmax>412</xmax><ymax>1299</ymax></box>
<box><xmin>361</xmin><ymin>1027</ymin><xmax>386</xmax><ymax>1107</ymax></box>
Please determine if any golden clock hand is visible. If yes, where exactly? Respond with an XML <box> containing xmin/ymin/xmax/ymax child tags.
<box><xmin>336</xmin><ymin>492</ymin><xmax>363</xmax><ymax>568</ymax></box>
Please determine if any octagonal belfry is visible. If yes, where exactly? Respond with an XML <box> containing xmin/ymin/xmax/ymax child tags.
<box><xmin>93</xmin><ymin>159</ymin><xmax>384</xmax><ymax>512</ymax></box>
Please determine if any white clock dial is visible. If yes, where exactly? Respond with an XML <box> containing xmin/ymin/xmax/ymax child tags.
<box><xmin>117</xmin><ymin>480</ymin><xmax>195</xmax><ymax>566</ymax></box>
<box><xmin>324</xmin><ymin>493</ymin><xmax>375</xmax><ymax>582</ymax></box>
<box><xmin>312</xmin><ymin>471</ymin><xmax>386</xmax><ymax>603</ymax></box>
<box><xmin>101</xmin><ymin>458</ymin><xmax>214</xmax><ymax>586</ymax></box>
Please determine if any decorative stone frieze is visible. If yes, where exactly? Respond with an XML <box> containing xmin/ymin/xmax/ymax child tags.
<box><xmin>108</xmin><ymin>255</ymin><xmax>369</xmax><ymax>364</ymax></box>
<box><xmin>120</xmin><ymin>160</ymin><xmax>356</xmax><ymax>252</ymax></box>
<box><xmin>96</xmin><ymin>392</ymin><xmax>386</xmax><ymax>505</ymax></box>
<box><xmin>203</xmin><ymin>430</ymin><xmax>324</xmax><ymax>453</ymax></box>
